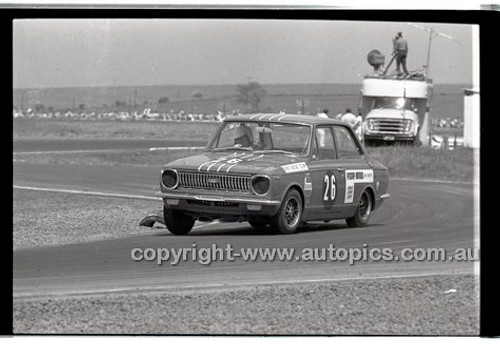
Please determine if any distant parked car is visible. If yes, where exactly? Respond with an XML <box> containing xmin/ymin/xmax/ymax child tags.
<box><xmin>157</xmin><ymin>114</ymin><xmax>390</xmax><ymax>234</ymax></box>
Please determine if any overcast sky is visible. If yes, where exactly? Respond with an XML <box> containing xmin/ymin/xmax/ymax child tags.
<box><xmin>13</xmin><ymin>19</ymin><xmax>474</xmax><ymax>88</ymax></box>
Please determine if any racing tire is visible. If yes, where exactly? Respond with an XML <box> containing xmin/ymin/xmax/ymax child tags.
<box><xmin>164</xmin><ymin>206</ymin><xmax>195</xmax><ymax>235</ymax></box>
<box><xmin>346</xmin><ymin>190</ymin><xmax>373</xmax><ymax>228</ymax></box>
<box><xmin>270</xmin><ymin>189</ymin><xmax>303</xmax><ymax>234</ymax></box>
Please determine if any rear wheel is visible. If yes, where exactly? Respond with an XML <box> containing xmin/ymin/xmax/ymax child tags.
<box><xmin>346</xmin><ymin>190</ymin><xmax>373</xmax><ymax>227</ymax></box>
<box><xmin>163</xmin><ymin>205</ymin><xmax>195</xmax><ymax>235</ymax></box>
<box><xmin>270</xmin><ymin>189</ymin><xmax>303</xmax><ymax>234</ymax></box>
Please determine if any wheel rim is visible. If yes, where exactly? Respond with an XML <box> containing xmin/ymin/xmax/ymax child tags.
<box><xmin>359</xmin><ymin>192</ymin><xmax>371</xmax><ymax>221</ymax></box>
<box><xmin>284</xmin><ymin>197</ymin><xmax>300</xmax><ymax>228</ymax></box>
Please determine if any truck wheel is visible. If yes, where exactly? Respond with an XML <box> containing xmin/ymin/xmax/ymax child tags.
<box><xmin>270</xmin><ymin>189</ymin><xmax>303</xmax><ymax>234</ymax></box>
<box><xmin>346</xmin><ymin>190</ymin><xmax>372</xmax><ymax>227</ymax></box>
<box><xmin>164</xmin><ymin>205</ymin><xmax>195</xmax><ymax>235</ymax></box>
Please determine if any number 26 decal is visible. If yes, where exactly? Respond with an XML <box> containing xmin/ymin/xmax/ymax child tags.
<box><xmin>323</xmin><ymin>174</ymin><xmax>336</xmax><ymax>202</ymax></box>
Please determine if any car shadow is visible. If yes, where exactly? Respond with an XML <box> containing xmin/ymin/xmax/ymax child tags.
<box><xmin>149</xmin><ymin>221</ymin><xmax>384</xmax><ymax>237</ymax></box>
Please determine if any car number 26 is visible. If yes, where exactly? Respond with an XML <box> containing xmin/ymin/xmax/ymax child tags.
<box><xmin>323</xmin><ymin>173</ymin><xmax>336</xmax><ymax>203</ymax></box>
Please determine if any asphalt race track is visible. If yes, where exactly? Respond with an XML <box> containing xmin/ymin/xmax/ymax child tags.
<box><xmin>13</xmin><ymin>140</ymin><xmax>477</xmax><ymax>298</ymax></box>
<box><xmin>13</xmin><ymin>170</ymin><xmax>477</xmax><ymax>297</ymax></box>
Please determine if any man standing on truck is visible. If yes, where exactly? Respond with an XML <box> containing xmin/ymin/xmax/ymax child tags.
<box><xmin>393</xmin><ymin>31</ymin><xmax>409</xmax><ymax>76</ymax></box>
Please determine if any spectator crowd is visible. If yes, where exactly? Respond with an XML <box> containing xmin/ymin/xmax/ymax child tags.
<box><xmin>12</xmin><ymin>108</ymin><xmax>239</xmax><ymax>123</ymax></box>
<box><xmin>13</xmin><ymin>107</ymin><xmax>464</xmax><ymax>130</ymax></box>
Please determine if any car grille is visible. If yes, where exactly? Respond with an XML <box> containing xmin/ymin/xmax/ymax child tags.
<box><xmin>370</xmin><ymin>119</ymin><xmax>407</xmax><ymax>133</ymax></box>
<box><xmin>178</xmin><ymin>171</ymin><xmax>251</xmax><ymax>192</ymax></box>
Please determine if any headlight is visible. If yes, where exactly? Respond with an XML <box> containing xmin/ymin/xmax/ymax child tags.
<box><xmin>251</xmin><ymin>175</ymin><xmax>271</xmax><ymax>196</ymax></box>
<box><xmin>161</xmin><ymin>169</ymin><xmax>179</xmax><ymax>189</ymax></box>
<box><xmin>367</xmin><ymin>119</ymin><xmax>375</xmax><ymax>131</ymax></box>
<box><xmin>404</xmin><ymin>120</ymin><xmax>413</xmax><ymax>133</ymax></box>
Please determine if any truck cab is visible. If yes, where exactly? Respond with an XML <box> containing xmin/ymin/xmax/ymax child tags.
<box><xmin>360</xmin><ymin>76</ymin><xmax>432</xmax><ymax>145</ymax></box>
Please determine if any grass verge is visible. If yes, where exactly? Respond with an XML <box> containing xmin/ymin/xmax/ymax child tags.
<box><xmin>14</xmin><ymin>119</ymin><xmax>218</xmax><ymax>140</ymax></box>
<box><xmin>367</xmin><ymin>146</ymin><xmax>474</xmax><ymax>183</ymax></box>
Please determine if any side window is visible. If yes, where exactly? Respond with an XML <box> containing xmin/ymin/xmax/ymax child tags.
<box><xmin>314</xmin><ymin>126</ymin><xmax>337</xmax><ymax>160</ymax></box>
<box><xmin>334</xmin><ymin>126</ymin><xmax>362</xmax><ymax>158</ymax></box>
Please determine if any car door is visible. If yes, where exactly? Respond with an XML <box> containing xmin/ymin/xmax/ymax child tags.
<box><xmin>304</xmin><ymin>125</ymin><xmax>346</xmax><ymax>221</ymax></box>
<box><xmin>332</xmin><ymin>125</ymin><xmax>374</xmax><ymax>217</ymax></box>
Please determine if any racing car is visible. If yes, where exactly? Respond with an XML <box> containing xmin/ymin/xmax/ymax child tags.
<box><xmin>156</xmin><ymin>113</ymin><xmax>390</xmax><ymax>234</ymax></box>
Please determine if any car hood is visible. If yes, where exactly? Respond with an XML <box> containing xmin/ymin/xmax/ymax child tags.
<box><xmin>366</xmin><ymin>108</ymin><xmax>418</xmax><ymax>120</ymax></box>
<box><xmin>164</xmin><ymin>150</ymin><xmax>306</xmax><ymax>174</ymax></box>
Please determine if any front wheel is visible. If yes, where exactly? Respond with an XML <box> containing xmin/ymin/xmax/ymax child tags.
<box><xmin>164</xmin><ymin>206</ymin><xmax>195</xmax><ymax>235</ymax></box>
<box><xmin>346</xmin><ymin>190</ymin><xmax>373</xmax><ymax>227</ymax></box>
<box><xmin>270</xmin><ymin>189</ymin><xmax>303</xmax><ymax>234</ymax></box>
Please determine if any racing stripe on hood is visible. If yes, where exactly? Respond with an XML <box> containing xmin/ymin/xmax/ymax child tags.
<box><xmin>206</xmin><ymin>162</ymin><xmax>220</xmax><ymax>172</ymax></box>
<box><xmin>224</xmin><ymin>153</ymin><xmax>267</xmax><ymax>173</ymax></box>
<box><xmin>225</xmin><ymin>163</ymin><xmax>238</xmax><ymax>173</ymax></box>
<box><xmin>197</xmin><ymin>161</ymin><xmax>212</xmax><ymax>171</ymax></box>
<box><xmin>197</xmin><ymin>151</ymin><xmax>243</xmax><ymax>172</ymax></box>
<box><xmin>195</xmin><ymin>151</ymin><xmax>293</xmax><ymax>174</ymax></box>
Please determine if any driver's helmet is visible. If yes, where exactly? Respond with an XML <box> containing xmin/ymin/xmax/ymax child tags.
<box><xmin>233</xmin><ymin>125</ymin><xmax>253</xmax><ymax>146</ymax></box>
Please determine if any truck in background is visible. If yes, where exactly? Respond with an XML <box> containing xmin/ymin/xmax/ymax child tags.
<box><xmin>360</xmin><ymin>50</ymin><xmax>433</xmax><ymax>146</ymax></box>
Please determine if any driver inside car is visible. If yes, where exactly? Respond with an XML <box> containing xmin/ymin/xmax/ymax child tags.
<box><xmin>233</xmin><ymin>124</ymin><xmax>254</xmax><ymax>147</ymax></box>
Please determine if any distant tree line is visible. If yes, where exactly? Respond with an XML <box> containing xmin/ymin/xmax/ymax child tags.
<box><xmin>19</xmin><ymin>84</ymin><xmax>268</xmax><ymax>114</ymax></box>
<box><xmin>235</xmin><ymin>81</ymin><xmax>267</xmax><ymax>112</ymax></box>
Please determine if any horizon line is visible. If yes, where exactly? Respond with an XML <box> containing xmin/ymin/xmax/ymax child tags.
<box><xmin>13</xmin><ymin>81</ymin><xmax>473</xmax><ymax>90</ymax></box>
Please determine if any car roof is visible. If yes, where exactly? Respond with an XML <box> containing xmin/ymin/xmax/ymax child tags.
<box><xmin>224</xmin><ymin>113</ymin><xmax>350</xmax><ymax>127</ymax></box>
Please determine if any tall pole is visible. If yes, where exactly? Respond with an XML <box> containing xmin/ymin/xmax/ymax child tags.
<box><xmin>425</xmin><ymin>29</ymin><xmax>433</xmax><ymax>78</ymax></box>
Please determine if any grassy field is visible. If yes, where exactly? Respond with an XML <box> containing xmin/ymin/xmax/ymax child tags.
<box><xmin>13</xmin><ymin>119</ymin><xmax>475</xmax><ymax>183</ymax></box>
<box><xmin>13</xmin><ymin>119</ymin><xmax>218</xmax><ymax>140</ymax></box>
<box><xmin>368</xmin><ymin>146</ymin><xmax>474</xmax><ymax>182</ymax></box>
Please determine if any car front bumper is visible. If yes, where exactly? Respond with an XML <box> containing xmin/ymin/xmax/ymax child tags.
<box><xmin>364</xmin><ymin>133</ymin><xmax>416</xmax><ymax>141</ymax></box>
<box><xmin>156</xmin><ymin>191</ymin><xmax>282</xmax><ymax>218</ymax></box>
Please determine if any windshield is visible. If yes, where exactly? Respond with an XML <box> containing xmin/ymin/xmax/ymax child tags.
<box><xmin>373</xmin><ymin>97</ymin><xmax>416</xmax><ymax>110</ymax></box>
<box><xmin>209</xmin><ymin>121</ymin><xmax>311</xmax><ymax>156</ymax></box>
